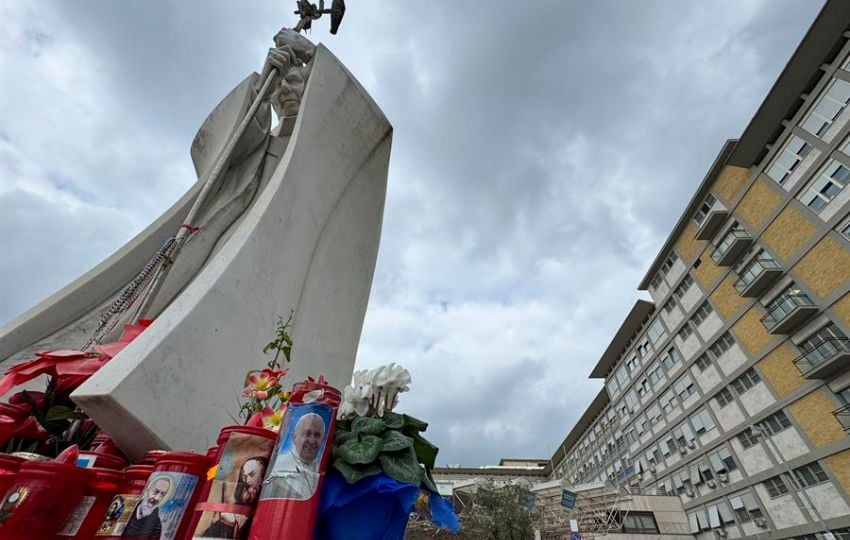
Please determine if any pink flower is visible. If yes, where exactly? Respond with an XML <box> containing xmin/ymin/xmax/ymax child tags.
<box><xmin>243</xmin><ymin>368</ymin><xmax>287</xmax><ymax>399</ymax></box>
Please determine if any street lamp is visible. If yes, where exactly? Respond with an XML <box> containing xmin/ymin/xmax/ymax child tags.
<box><xmin>749</xmin><ymin>425</ymin><xmax>834</xmax><ymax>540</ymax></box>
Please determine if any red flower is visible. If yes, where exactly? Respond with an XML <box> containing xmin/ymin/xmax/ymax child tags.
<box><xmin>0</xmin><ymin>320</ymin><xmax>152</xmax><ymax>398</ymax></box>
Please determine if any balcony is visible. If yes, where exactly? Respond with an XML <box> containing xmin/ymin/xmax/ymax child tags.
<box><xmin>712</xmin><ymin>229</ymin><xmax>752</xmax><ymax>266</ymax></box>
<box><xmin>734</xmin><ymin>258</ymin><xmax>783</xmax><ymax>297</ymax></box>
<box><xmin>761</xmin><ymin>293</ymin><xmax>818</xmax><ymax>334</ymax></box>
<box><xmin>793</xmin><ymin>338</ymin><xmax>850</xmax><ymax>379</ymax></box>
<box><xmin>834</xmin><ymin>404</ymin><xmax>850</xmax><ymax>432</ymax></box>
<box><xmin>695</xmin><ymin>209</ymin><xmax>729</xmax><ymax>240</ymax></box>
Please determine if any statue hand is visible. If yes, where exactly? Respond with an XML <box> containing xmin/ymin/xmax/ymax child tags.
<box><xmin>261</xmin><ymin>45</ymin><xmax>300</xmax><ymax>82</ymax></box>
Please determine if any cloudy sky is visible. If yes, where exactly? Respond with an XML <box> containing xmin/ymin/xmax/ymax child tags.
<box><xmin>0</xmin><ymin>1</ymin><xmax>824</xmax><ymax>466</ymax></box>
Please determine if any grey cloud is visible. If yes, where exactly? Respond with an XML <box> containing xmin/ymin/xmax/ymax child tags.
<box><xmin>1</xmin><ymin>1</ymin><xmax>824</xmax><ymax>465</ymax></box>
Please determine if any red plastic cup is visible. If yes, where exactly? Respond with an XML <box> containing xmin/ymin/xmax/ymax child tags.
<box><xmin>188</xmin><ymin>426</ymin><xmax>277</xmax><ymax>537</ymax></box>
<box><xmin>94</xmin><ymin>464</ymin><xmax>153</xmax><ymax>538</ymax></box>
<box><xmin>56</xmin><ymin>467</ymin><xmax>122</xmax><ymax>538</ymax></box>
<box><xmin>0</xmin><ymin>459</ymin><xmax>92</xmax><ymax>539</ymax></box>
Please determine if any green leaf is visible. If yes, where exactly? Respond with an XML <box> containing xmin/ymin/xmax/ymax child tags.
<box><xmin>282</xmin><ymin>345</ymin><xmax>292</xmax><ymax>363</ymax></box>
<box><xmin>381</xmin><ymin>411</ymin><xmax>404</xmax><ymax>429</ymax></box>
<box><xmin>403</xmin><ymin>414</ymin><xmax>428</xmax><ymax>432</ymax></box>
<box><xmin>44</xmin><ymin>406</ymin><xmax>84</xmax><ymax>422</ymax></box>
<box><xmin>381</xmin><ymin>430</ymin><xmax>413</xmax><ymax>452</ymax></box>
<box><xmin>333</xmin><ymin>429</ymin><xmax>358</xmax><ymax>444</ymax></box>
<box><xmin>380</xmin><ymin>447</ymin><xmax>423</xmax><ymax>485</ymax></box>
<box><xmin>413</xmin><ymin>432</ymin><xmax>439</xmax><ymax>470</ymax></box>
<box><xmin>334</xmin><ymin>434</ymin><xmax>382</xmax><ymax>464</ymax></box>
<box><xmin>332</xmin><ymin>460</ymin><xmax>382</xmax><ymax>484</ymax></box>
<box><xmin>351</xmin><ymin>416</ymin><xmax>386</xmax><ymax>435</ymax></box>
<box><xmin>422</xmin><ymin>467</ymin><xmax>438</xmax><ymax>493</ymax></box>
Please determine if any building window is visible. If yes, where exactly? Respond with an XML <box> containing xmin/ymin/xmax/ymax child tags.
<box><xmin>660</xmin><ymin>253</ymin><xmax>679</xmax><ymax>276</ymax></box>
<box><xmin>662</xmin><ymin>347</ymin><xmax>683</xmax><ymax>371</ymax></box>
<box><xmin>793</xmin><ymin>462</ymin><xmax>829</xmax><ymax>488</ymax></box>
<box><xmin>764</xmin><ymin>475</ymin><xmax>790</xmax><ymax>498</ymax></box>
<box><xmin>708</xmin><ymin>447</ymin><xmax>738</xmax><ymax>473</ymax></box>
<box><xmin>673</xmin><ymin>423</ymin><xmax>696</xmax><ymax>450</ymax></box>
<box><xmin>648</xmin><ymin>362</ymin><xmax>664</xmax><ymax>385</ymax></box>
<box><xmin>694</xmin><ymin>353</ymin><xmax>712</xmax><ymax>372</ymax></box>
<box><xmin>650</xmin><ymin>273</ymin><xmax>664</xmax><ymax>290</ymax></box>
<box><xmin>660</xmin><ymin>389</ymin><xmax>677</xmax><ymax>413</ymax></box>
<box><xmin>708</xmin><ymin>501</ymin><xmax>736</xmax><ymax>526</ymax></box>
<box><xmin>691</xmin><ymin>408</ymin><xmax>716</xmax><ymax>435</ymax></box>
<box><xmin>622</xmin><ymin>513</ymin><xmax>659</xmax><ymax>534</ymax></box>
<box><xmin>647</xmin><ymin>319</ymin><xmax>666</xmax><ymax>345</ymax></box>
<box><xmin>729</xmin><ymin>491</ymin><xmax>763</xmax><ymax>522</ymax></box>
<box><xmin>715</xmin><ymin>387</ymin><xmax>735</xmax><ymax>408</ymax></box>
<box><xmin>673</xmin><ymin>275</ymin><xmax>695</xmax><ymax>300</ymax></box>
<box><xmin>616</xmin><ymin>366</ymin><xmax>628</xmax><ymax>387</ymax></box>
<box><xmin>800</xmin><ymin>78</ymin><xmax>850</xmax><ymax>138</ymax></box>
<box><xmin>708</xmin><ymin>332</ymin><xmax>735</xmax><ymax>359</ymax></box>
<box><xmin>693</xmin><ymin>194</ymin><xmax>718</xmax><ymax>227</ymax></box>
<box><xmin>606</xmin><ymin>377</ymin><xmax>620</xmax><ymax>397</ymax></box>
<box><xmin>663</xmin><ymin>298</ymin><xmax>676</xmax><ymax>313</ymax></box>
<box><xmin>692</xmin><ymin>301</ymin><xmax>715</xmax><ymax>326</ymax></box>
<box><xmin>759</xmin><ymin>410</ymin><xmax>792</xmax><ymax>436</ymax></box>
<box><xmin>625</xmin><ymin>390</ymin><xmax>639</xmax><ymax>413</ymax></box>
<box><xmin>637</xmin><ymin>378</ymin><xmax>650</xmax><ymax>398</ymax></box>
<box><xmin>738</xmin><ymin>429</ymin><xmax>760</xmax><ymax>449</ymax></box>
<box><xmin>648</xmin><ymin>404</ymin><xmax>663</xmax><ymax>425</ymax></box>
<box><xmin>626</xmin><ymin>355</ymin><xmax>639</xmax><ymax>372</ymax></box>
<box><xmin>799</xmin><ymin>158</ymin><xmax>849</xmax><ymax>213</ymax></box>
<box><xmin>730</xmin><ymin>368</ymin><xmax>760</xmax><ymax>394</ymax></box>
<box><xmin>660</xmin><ymin>436</ymin><xmax>675</xmax><ymax>457</ymax></box>
<box><xmin>766</xmin><ymin>135</ymin><xmax>813</xmax><ymax>184</ymax></box>
<box><xmin>674</xmin><ymin>374</ymin><xmax>697</xmax><ymax>401</ymax></box>
<box><xmin>677</xmin><ymin>322</ymin><xmax>694</xmax><ymax>341</ymax></box>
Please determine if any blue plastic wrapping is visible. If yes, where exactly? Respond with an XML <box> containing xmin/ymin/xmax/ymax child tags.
<box><xmin>314</xmin><ymin>471</ymin><xmax>459</xmax><ymax>539</ymax></box>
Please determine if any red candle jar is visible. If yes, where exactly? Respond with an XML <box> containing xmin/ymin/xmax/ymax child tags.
<box><xmin>0</xmin><ymin>459</ymin><xmax>92</xmax><ymax>539</ymax></box>
<box><xmin>250</xmin><ymin>380</ymin><xmax>341</xmax><ymax>540</ymax></box>
<box><xmin>0</xmin><ymin>454</ymin><xmax>24</xmax><ymax>498</ymax></box>
<box><xmin>188</xmin><ymin>426</ymin><xmax>277</xmax><ymax>538</ymax></box>
<box><xmin>141</xmin><ymin>450</ymin><xmax>167</xmax><ymax>465</ymax></box>
<box><xmin>118</xmin><ymin>451</ymin><xmax>209</xmax><ymax>540</ymax></box>
<box><xmin>56</xmin><ymin>467</ymin><xmax>122</xmax><ymax>538</ymax></box>
<box><xmin>94</xmin><ymin>464</ymin><xmax>153</xmax><ymax>538</ymax></box>
<box><xmin>78</xmin><ymin>452</ymin><xmax>128</xmax><ymax>470</ymax></box>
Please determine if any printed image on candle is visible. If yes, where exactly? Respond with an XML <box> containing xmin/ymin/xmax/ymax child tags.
<box><xmin>194</xmin><ymin>432</ymin><xmax>274</xmax><ymax>539</ymax></box>
<box><xmin>260</xmin><ymin>403</ymin><xmax>332</xmax><ymax>501</ymax></box>
<box><xmin>123</xmin><ymin>472</ymin><xmax>197</xmax><ymax>540</ymax></box>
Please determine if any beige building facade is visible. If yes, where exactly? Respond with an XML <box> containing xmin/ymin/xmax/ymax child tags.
<box><xmin>550</xmin><ymin>2</ymin><xmax>850</xmax><ymax>539</ymax></box>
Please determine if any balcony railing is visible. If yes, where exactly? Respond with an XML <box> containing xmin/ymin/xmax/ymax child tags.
<box><xmin>834</xmin><ymin>403</ymin><xmax>850</xmax><ymax>432</ymax></box>
<box><xmin>712</xmin><ymin>229</ymin><xmax>752</xmax><ymax>266</ymax></box>
<box><xmin>734</xmin><ymin>258</ymin><xmax>783</xmax><ymax>297</ymax></box>
<box><xmin>761</xmin><ymin>293</ymin><xmax>818</xmax><ymax>334</ymax></box>
<box><xmin>794</xmin><ymin>338</ymin><xmax>850</xmax><ymax>379</ymax></box>
<box><xmin>695</xmin><ymin>208</ymin><xmax>729</xmax><ymax>240</ymax></box>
